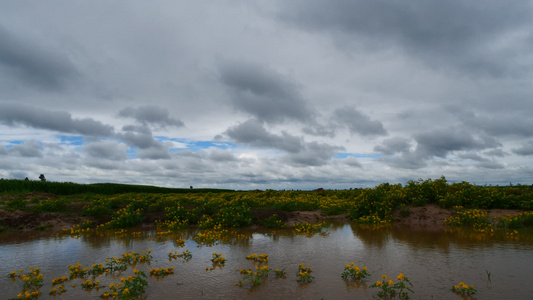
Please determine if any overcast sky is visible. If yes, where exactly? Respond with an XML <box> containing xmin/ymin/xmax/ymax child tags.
<box><xmin>1</xmin><ymin>1</ymin><xmax>532</xmax><ymax>189</ymax></box>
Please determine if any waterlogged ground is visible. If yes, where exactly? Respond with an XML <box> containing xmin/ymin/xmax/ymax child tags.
<box><xmin>1</xmin><ymin>224</ymin><xmax>533</xmax><ymax>300</ymax></box>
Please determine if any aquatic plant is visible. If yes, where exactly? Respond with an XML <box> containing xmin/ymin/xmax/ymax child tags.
<box><xmin>452</xmin><ymin>282</ymin><xmax>477</xmax><ymax>296</ymax></box>
<box><xmin>274</xmin><ymin>268</ymin><xmax>287</xmax><ymax>279</ymax></box>
<box><xmin>211</xmin><ymin>252</ymin><xmax>226</xmax><ymax>265</ymax></box>
<box><xmin>88</xmin><ymin>263</ymin><xmax>107</xmax><ymax>276</ymax></box>
<box><xmin>81</xmin><ymin>278</ymin><xmax>101</xmax><ymax>290</ymax></box>
<box><xmin>341</xmin><ymin>263</ymin><xmax>371</xmax><ymax>280</ymax></box>
<box><xmin>48</xmin><ymin>284</ymin><xmax>67</xmax><ymax>296</ymax></box>
<box><xmin>370</xmin><ymin>273</ymin><xmax>413</xmax><ymax>299</ymax></box>
<box><xmin>293</xmin><ymin>222</ymin><xmax>328</xmax><ymax>237</ymax></box>
<box><xmin>296</xmin><ymin>264</ymin><xmax>314</xmax><ymax>283</ymax></box>
<box><xmin>237</xmin><ymin>265</ymin><xmax>271</xmax><ymax>287</ymax></box>
<box><xmin>68</xmin><ymin>262</ymin><xmax>90</xmax><ymax>279</ymax></box>
<box><xmin>169</xmin><ymin>249</ymin><xmax>192</xmax><ymax>261</ymax></box>
<box><xmin>118</xmin><ymin>270</ymin><xmax>148</xmax><ymax>298</ymax></box>
<box><xmin>8</xmin><ymin>267</ymin><xmax>43</xmax><ymax>300</ymax></box>
<box><xmin>149</xmin><ymin>267</ymin><xmax>175</xmax><ymax>278</ymax></box>
<box><xmin>246</xmin><ymin>253</ymin><xmax>269</xmax><ymax>264</ymax></box>
<box><xmin>51</xmin><ymin>276</ymin><xmax>69</xmax><ymax>285</ymax></box>
<box><xmin>506</xmin><ymin>230</ymin><xmax>520</xmax><ymax>240</ymax></box>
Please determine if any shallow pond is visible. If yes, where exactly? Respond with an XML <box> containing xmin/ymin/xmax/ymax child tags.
<box><xmin>1</xmin><ymin>224</ymin><xmax>533</xmax><ymax>299</ymax></box>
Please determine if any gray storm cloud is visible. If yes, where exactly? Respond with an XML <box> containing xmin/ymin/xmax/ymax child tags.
<box><xmin>277</xmin><ymin>0</ymin><xmax>533</xmax><ymax>77</ymax></box>
<box><xmin>0</xmin><ymin>103</ymin><xmax>114</xmax><ymax>137</ymax></box>
<box><xmin>0</xmin><ymin>25</ymin><xmax>79</xmax><ymax>91</ymax></box>
<box><xmin>332</xmin><ymin>106</ymin><xmax>387</xmax><ymax>137</ymax></box>
<box><xmin>219</xmin><ymin>61</ymin><xmax>315</xmax><ymax>124</ymax></box>
<box><xmin>118</xmin><ymin>105</ymin><xmax>185</xmax><ymax>128</ymax></box>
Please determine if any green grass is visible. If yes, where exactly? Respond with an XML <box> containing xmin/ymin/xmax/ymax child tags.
<box><xmin>0</xmin><ymin>179</ymin><xmax>233</xmax><ymax>195</ymax></box>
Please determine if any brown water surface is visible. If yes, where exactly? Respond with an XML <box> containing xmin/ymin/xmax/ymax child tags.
<box><xmin>1</xmin><ymin>224</ymin><xmax>532</xmax><ymax>299</ymax></box>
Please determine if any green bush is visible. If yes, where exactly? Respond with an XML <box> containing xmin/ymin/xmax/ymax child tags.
<box><xmin>105</xmin><ymin>205</ymin><xmax>144</xmax><ymax>229</ymax></box>
<box><xmin>6</xmin><ymin>198</ymin><xmax>26</xmax><ymax>211</ymax></box>
<box><xmin>34</xmin><ymin>198</ymin><xmax>68</xmax><ymax>212</ymax></box>
<box><xmin>259</xmin><ymin>214</ymin><xmax>287</xmax><ymax>228</ymax></box>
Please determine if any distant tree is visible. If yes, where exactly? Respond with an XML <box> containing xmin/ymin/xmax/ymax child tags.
<box><xmin>39</xmin><ymin>174</ymin><xmax>46</xmax><ymax>182</ymax></box>
<box><xmin>190</xmin><ymin>186</ymin><xmax>193</xmax><ymax>189</ymax></box>
<box><xmin>25</xmin><ymin>177</ymin><xmax>29</xmax><ymax>181</ymax></box>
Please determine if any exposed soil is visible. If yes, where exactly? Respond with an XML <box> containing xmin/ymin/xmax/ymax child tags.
<box><xmin>392</xmin><ymin>204</ymin><xmax>524</xmax><ymax>230</ymax></box>
<box><xmin>0</xmin><ymin>210</ymin><xmax>86</xmax><ymax>232</ymax></box>
<box><xmin>286</xmin><ymin>210</ymin><xmax>349</xmax><ymax>226</ymax></box>
<box><xmin>392</xmin><ymin>204</ymin><xmax>452</xmax><ymax>230</ymax></box>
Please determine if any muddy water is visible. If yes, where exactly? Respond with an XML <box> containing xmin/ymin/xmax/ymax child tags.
<box><xmin>1</xmin><ymin>224</ymin><xmax>533</xmax><ymax>299</ymax></box>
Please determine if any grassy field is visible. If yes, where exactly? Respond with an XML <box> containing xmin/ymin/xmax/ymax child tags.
<box><xmin>0</xmin><ymin>177</ymin><xmax>532</xmax><ymax>233</ymax></box>
<box><xmin>0</xmin><ymin>179</ymin><xmax>232</xmax><ymax>195</ymax></box>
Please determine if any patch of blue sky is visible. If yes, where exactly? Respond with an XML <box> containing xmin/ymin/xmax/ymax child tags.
<box><xmin>58</xmin><ymin>135</ymin><xmax>85</xmax><ymax>146</ymax></box>
<box><xmin>3</xmin><ymin>140</ymin><xmax>24</xmax><ymax>149</ymax></box>
<box><xmin>126</xmin><ymin>147</ymin><xmax>138</xmax><ymax>159</ymax></box>
<box><xmin>156</xmin><ymin>136</ymin><xmax>236</xmax><ymax>152</ymax></box>
<box><xmin>336</xmin><ymin>152</ymin><xmax>382</xmax><ymax>159</ymax></box>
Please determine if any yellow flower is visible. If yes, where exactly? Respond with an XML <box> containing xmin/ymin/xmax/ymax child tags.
<box><xmin>397</xmin><ymin>273</ymin><xmax>404</xmax><ymax>280</ymax></box>
<box><xmin>382</xmin><ymin>274</ymin><xmax>387</xmax><ymax>279</ymax></box>
<box><xmin>376</xmin><ymin>280</ymin><xmax>382</xmax><ymax>286</ymax></box>
<box><xmin>388</xmin><ymin>279</ymin><xmax>394</xmax><ymax>286</ymax></box>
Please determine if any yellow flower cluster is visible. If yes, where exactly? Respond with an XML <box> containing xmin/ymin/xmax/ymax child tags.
<box><xmin>211</xmin><ymin>252</ymin><xmax>227</xmax><ymax>265</ymax></box>
<box><xmin>49</xmin><ymin>284</ymin><xmax>67</xmax><ymax>296</ymax></box>
<box><xmin>293</xmin><ymin>222</ymin><xmax>328</xmax><ymax>237</ymax></box>
<box><xmin>16</xmin><ymin>290</ymin><xmax>40</xmax><ymax>299</ymax></box>
<box><xmin>169</xmin><ymin>249</ymin><xmax>192</xmax><ymax>260</ymax></box>
<box><xmin>68</xmin><ymin>262</ymin><xmax>90</xmax><ymax>278</ymax></box>
<box><xmin>10</xmin><ymin>267</ymin><xmax>44</xmax><ymax>300</ymax></box>
<box><xmin>150</xmin><ymin>267</ymin><xmax>175</xmax><ymax>278</ymax></box>
<box><xmin>506</xmin><ymin>230</ymin><xmax>520</xmax><ymax>240</ymax></box>
<box><xmin>297</xmin><ymin>263</ymin><xmax>314</xmax><ymax>282</ymax></box>
<box><xmin>81</xmin><ymin>279</ymin><xmax>100</xmax><ymax>289</ymax></box>
<box><xmin>246</xmin><ymin>253</ymin><xmax>269</xmax><ymax>263</ymax></box>
<box><xmin>341</xmin><ymin>262</ymin><xmax>370</xmax><ymax>280</ymax></box>
<box><xmin>194</xmin><ymin>228</ymin><xmax>248</xmax><ymax>247</ymax></box>
<box><xmin>444</xmin><ymin>206</ymin><xmax>492</xmax><ymax>232</ymax></box>
<box><xmin>51</xmin><ymin>276</ymin><xmax>69</xmax><ymax>285</ymax></box>
<box><xmin>452</xmin><ymin>281</ymin><xmax>477</xmax><ymax>295</ymax></box>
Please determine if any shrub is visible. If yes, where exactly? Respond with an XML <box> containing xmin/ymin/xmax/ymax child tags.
<box><xmin>6</xmin><ymin>198</ymin><xmax>26</xmax><ymax>211</ymax></box>
<box><xmin>34</xmin><ymin>198</ymin><xmax>68</xmax><ymax>212</ymax></box>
